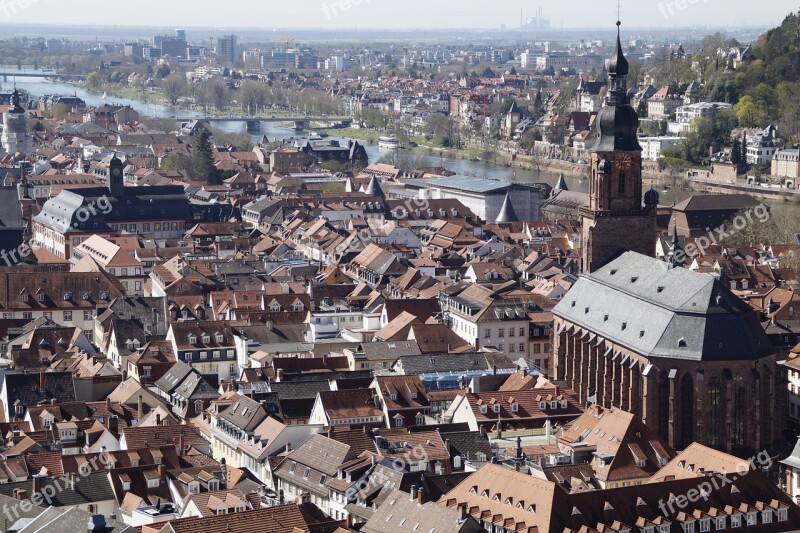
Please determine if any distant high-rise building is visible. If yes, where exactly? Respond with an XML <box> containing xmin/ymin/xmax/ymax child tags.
<box><xmin>175</xmin><ymin>29</ymin><xmax>186</xmax><ymax>41</ymax></box>
<box><xmin>217</xmin><ymin>34</ymin><xmax>238</xmax><ymax>63</ymax></box>
<box><xmin>155</xmin><ymin>35</ymin><xmax>187</xmax><ymax>59</ymax></box>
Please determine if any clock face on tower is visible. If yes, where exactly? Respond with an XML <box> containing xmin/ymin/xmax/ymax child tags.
<box><xmin>616</xmin><ymin>153</ymin><xmax>633</xmax><ymax>171</ymax></box>
<box><xmin>112</xmin><ymin>168</ymin><xmax>122</xmax><ymax>179</ymax></box>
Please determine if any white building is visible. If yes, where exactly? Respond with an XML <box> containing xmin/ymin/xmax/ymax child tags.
<box><xmin>668</xmin><ymin>102</ymin><xmax>732</xmax><ymax>135</ymax></box>
<box><xmin>639</xmin><ymin>137</ymin><xmax>684</xmax><ymax>161</ymax></box>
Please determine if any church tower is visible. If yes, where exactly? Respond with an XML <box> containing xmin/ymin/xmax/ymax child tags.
<box><xmin>2</xmin><ymin>88</ymin><xmax>32</xmax><ymax>155</ymax></box>
<box><xmin>107</xmin><ymin>154</ymin><xmax>124</xmax><ymax>197</ymax></box>
<box><xmin>580</xmin><ymin>21</ymin><xmax>658</xmax><ymax>273</ymax></box>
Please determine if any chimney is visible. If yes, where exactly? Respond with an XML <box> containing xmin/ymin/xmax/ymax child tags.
<box><xmin>137</xmin><ymin>395</ymin><xmax>143</xmax><ymax>421</ymax></box>
<box><xmin>179</xmin><ymin>432</ymin><xmax>185</xmax><ymax>456</ymax></box>
<box><xmin>109</xmin><ymin>415</ymin><xmax>119</xmax><ymax>435</ymax></box>
<box><xmin>156</xmin><ymin>413</ymin><xmax>161</xmax><ymax>426</ymax></box>
<box><xmin>492</xmin><ymin>365</ymin><xmax>497</xmax><ymax>375</ymax></box>
<box><xmin>105</xmin><ymin>397</ymin><xmax>111</xmax><ymax>412</ymax></box>
<box><xmin>276</xmin><ymin>369</ymin><xmax>284</xmax><ymax>383</ymax></box>
<box><xmin>410</xmin><ymin>484</ymin><xmax>418</xmax><ymax>501</ymax></box>
<box><xmin>459</xmin><ymin>502</ymin><xmax>468</xmax><ymax>522</ymax></box>
<box><xmin>327</xmin><ymin>426</ymin><xmax>333</xmax><ymax>439</ymax></box>
<box><xmin>39</xmin><ymin>372</ymin><xmax>45</xmax><ymax>391</ymax></box>
<box><xmin>32</xmin><ymin>475</ymin><xmax>47</xmax><ymax>494</ymax></box>
<box><xmin>417</xmin><ymin>486</ymin><xmax>426</xmax><ymax>504</ymax></box>
<box><xmin>13</xmin><ymin>488</ymin><xmax>27</xmax><ymax>501</ymax></box>
<box><xmin>445</xmin><ymin>439</ymin><xmax>452</xmax><ymax>474</ymax></box>
<box><xmin>157</xmin><ymin>464</ymin><xmax>165</xmax><ymax>481</ymax></box>
<box><xmin>285</xmin><ymin>442</ymin><xmax>292</xmax><ymax>454</ymax></box>
<box><xmin>50</xmin><ymin>398</ymin><xmax>57</xmax><ymax>406</ymax></box>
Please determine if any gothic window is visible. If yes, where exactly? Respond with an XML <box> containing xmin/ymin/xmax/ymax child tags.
<box><xmin>732</xmin><ymin>374</ymin><xmax>746</xmax><ymax>447</ymax></box>
<box><xmin>679</xmin><ymin>374</ymin><xmax>694</xmax><ymax>449</ymax></box>
<box><xmin>707</xmin><ymin>378</ymin><xmax>721</xmax><ymax>447</ymax></box>
<box><xmin>658</xmin><ymin>372</ymin><xmax>670</xmax><ymax>442</ymax></box>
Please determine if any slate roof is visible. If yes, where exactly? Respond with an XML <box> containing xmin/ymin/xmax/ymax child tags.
<box><xmin>4</xmin><ymin>371</ymin><xmax>76</xmax><ymax>409</ymax></box>
<box><xmin>0</xmin><ymin>471</ymin><xmax>115</xmax><ymax>506</ymax></box>
<box><xmin>552</xmin><ymin>252</ymin><xmax>775</xmax><ymax>361</ymax></box>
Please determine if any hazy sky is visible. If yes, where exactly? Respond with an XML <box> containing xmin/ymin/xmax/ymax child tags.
<box><xmin>2</xmin><ymin>0</ymin><xmax>796</xmax><ymax>29</ymax></box>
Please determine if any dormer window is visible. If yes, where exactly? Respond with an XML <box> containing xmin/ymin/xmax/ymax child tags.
<box><xmin>188</xmin><ymin>334</ymin><xmax>197</xmax><ymax>344</ymax></box>
<box><xmin>202</xmin><ymin>334</ymin><xmax>211</xmax><ymax>344</ymax></box>
<box><xmin>122</xmin><ymin>480</ymin><xmax>131</xmax><ymax>491</ymax></box>
<box><xmin>493</xmin><ymin>404</ymin><xmax>501</xmax><ymax>414</ymax></box>
<box><xmin>479</xmin><ymin>405</ymin><xmax>487</xmax><ymax>414</ymax></box>
<box><xmin>389</xmin><ymin>393</ymin><xmax>397</xmax><ymax>401</ymax></box>
<box><xmin>37</xmin><ymin>294</ymin><xmax>45</xmax><ymax>302</ymax></box>
<box><xmin>82</xmin><ymin>292</ymin><xmax>90</xmax><ymax>301</ymax></box>
<box><xmin>63</xmin><ymin>292</ymin><xmax>72</xmax><ymax>301</ymax></box>
<box><xmin>101</xmin><ymin>292</ymin><xmax>109</xmax><ymax>301</ymax></box>
<box><xmin>188</xmin><ymin>481</ymin><xmax>200</xmax><ymax>494</ymax></box>
<box><xmin>21</xmin><ymin>293</ymin><xmax>28</xmax><ymax>303</ymax></box>
<box><xmin>511</xmin><ymin>403</ymin><xmax>519</xmax><ymax>412</ymax></box>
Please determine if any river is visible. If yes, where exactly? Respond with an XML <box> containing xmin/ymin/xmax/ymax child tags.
<box><xmin>12</xmin><ymin>74</ymin><xmax>584</xmax><ymax>193</ymax></box>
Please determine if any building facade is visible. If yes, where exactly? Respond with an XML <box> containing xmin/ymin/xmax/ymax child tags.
<box><xmin>552</xmin><ymin>252</ymin><xmax>783</xmax><ymax>453</ymax></box>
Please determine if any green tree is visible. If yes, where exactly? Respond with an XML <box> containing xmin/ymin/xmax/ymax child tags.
<box><xmin>731</xmin><ymin>139</ymin><xmax>741</xmax><ymax>164</ymax></box>
<box><xmin>84</xmin><ymin>71</ymin><xmax>102</xmax><ymax>91</ymax></box>
<box><xmin>191</xmin><ymin>129</ymin><xmax>219</xmax><ymax>184</ymax></box>
<box><xmin>161</xmin><ymin>152</ymin><xmax>192</xmax><ymax>174</ymax></box>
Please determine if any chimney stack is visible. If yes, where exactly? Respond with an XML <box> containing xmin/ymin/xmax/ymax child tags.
<box><xmin>179</xmin><ymin>432</ymin><xmax>185</xmax><ymax>456</ymax></box>
<box><xmin>459</xmin><ymin>502</ymin><xmax>468</xmax><ymax>521</ymax></box>
<box><xmin>156</xmin><ymin>413</ymin><xmax>161</xmax><ymax>426</ymax></box>
<box><xmin>39</xmin><ymin>372</ymin><xmax>45</xmax><ymax>391</ymax></box>
<box><xmin>492</xmin><ymin>365</ymin><xmax>497</xmax><ymax>375</ymax></box>
<box><xmin>410</xmin><ymin>484</ymin><xmax>418</xmax><ymax>501</ymax></box>
<box><xmin>106</xmin><ymin>397</ymin><xmax>111</xmax><ymax>412</ymax></box>
<box><xmin>417</xmin><ymin>487</ymin><xmax>425</xmax><ymax>505</ymax></box>
<box><xmin>276</xmin><ymin>369</ymin><xmax>284</xmax><ymax>382</ymax></box>
<box><xmin>137</xmin><ymin>395</ymin><xmax>143</xmax><ymax>421</ymax></box>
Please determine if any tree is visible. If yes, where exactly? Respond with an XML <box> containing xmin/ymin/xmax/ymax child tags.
<box><xmin>191</xmin><ymin>129</ymin><xmax>219</xmax><ymax>184</ymax></box>
<box><xmin>238</xmin><ymin>80</ymin><xmax>268</xmax><ymax>115</ymax></box>
<box><xmin>206</xmin><ymin>77</ymin><xmax>230</xmax><ymax>112</ymax></box>
<box><xmin>160</xmin><ymin>152</ymin><xmax>192</xmax><ymax>174</ymax></box>
<box><xmin>161</xmin><ymin>74</ymin><xmax>188</xmax><ymax>106</ymax></box>
<box><xmin>731</xmin><ymin>139</ymin><xmax>741</xmax><ymax>164</ymax></box>
<box><xmin>84</xmin><ymin>72</ymin><xmax>102</xmax><ymax>91</ymax></box>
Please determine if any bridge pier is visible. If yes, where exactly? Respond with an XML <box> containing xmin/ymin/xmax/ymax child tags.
<box><xmin>294</xmin><ymin>120</ymin><xmax>310</xmax><ymax>131</ymax></box>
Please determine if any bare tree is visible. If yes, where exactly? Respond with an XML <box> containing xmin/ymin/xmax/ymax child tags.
<box><xmin>161</xmin><ymin>74</ymin><xmax>188</xmax><ymax>106</ymax></box>
<box><xmin>206</xmin><ymin>77</ymin><xmax>230</xmax><ymax>112</ymax></box>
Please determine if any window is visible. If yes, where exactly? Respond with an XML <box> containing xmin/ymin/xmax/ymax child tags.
<box><xmin>21</xmin><ymin>294</ymin><xmax>28</xmax><ymax>303</ymax></box>
<box><xmin>2</xmin><ymin>313</ymin><xmax>10</xmax><ymax>319</ymax></box>
<box><xmin>289</xmin><ymin>461</ymin><xmax>296</xmax><ymax>473</ymax></box>
<box><xmin>395</xmin><ymin>416</ymin><xmax>404</xmax><ymax>427</ymax></box>
<box><xmin>64</xmin><ymin>311</ymin><xmax>72</xmax><ymax>321</ymax></box>
<box><xmin>147</xmin><ymin>478</ymin><xmax>159</xmax><ymax>489</ymax></box>
<box><xmin>519</xmin><ymin>327</ymin><xmax>525</xmax><ymax>336</ymax></box>
<box><xmin>714</xmin><ymin>517</ymin><xmax>725</xmax><ymax>529</ymax></box>
<box><xmin>509</xmin><ymin>328</ymin><xmax>515</xmax><ymax>337</ymax></box>
<box><xmin>762</xmin><ymin>511</ymin><xmax>772</xmax><ymax>524</ymax></box>
<box><xmin>498</xmin><ymin>328</ymin><xmax>504</xmax><ymax>338</ymax></box>
<box><xmin>511</xmin><ymin>403</ymin><xmax>518</xmax><ymax>412</ymax></box>
<box><xmin>534</xmin><ymin>344</ymin><xmax>541</xmax><ymax>354</ymax></box>
<box><xmin>519</xmin><ymin>343</ymin><xmax>525</xmax><ymax>352</ymax></box>
<box><xmin>730</xmin><ymin>515</ymin><xmax>740</xmax><ymax>528</ymax></box>
<box><xmin>493</xmin><ymin>404</ymin><xmax>501</xmax><ymax>414</ymax></box>
<box><xmin>303</xmin><ymin>467</ymin><xmax>310</xmax><ymax>480</ymax></box>
<box><xmin>479</xmin><ymin>405</ymin><xmax>487</xmax><ymax>414</ymax></box>
<box><xmin>746</xmin><ymin>513</ymin><xmax>756</xmax><ymax>526</ymax></box>
<box><xmin>43</xmin><ymin>312</ymin><xmax>51</xmax><ymax>320</ymax></box>
<box><xmin>84</xmin><ymin>311</ymin><xmax>92</xmax><ymax>320</ymax></box>
<box><xmin>485</xmin><ymin>330</ymin><xmax>491</xmax><ymax>339</ymax></box>
<box><xmin>37</xmin><ymin>294</ymin><xmax>45</xmax><ymax>302</ymax></box>
<box><xmin>699</xmin><ymin>519</ymin><xmax>710</xmax><ymax>532</ymax></box>
<box><xmin>23</xmin><ymin>312</ymin><xmax>32</xmax><ymax>320</ymax></box>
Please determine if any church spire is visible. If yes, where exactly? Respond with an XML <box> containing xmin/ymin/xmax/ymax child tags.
<box><xmin>668</xmin><ymin>223</ymin><xmax>681</xmax><ymax>268</ymax></box>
